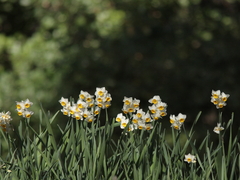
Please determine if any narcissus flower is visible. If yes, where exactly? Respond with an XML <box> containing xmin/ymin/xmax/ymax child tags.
<box><xmin>213</xmin><ymin>123</ymin><xmax>224</xmax><ymax>134</ymax></box>
<box><xmin>73</xmin><ymin>112</ymin><xmax>82</xmax><ymax>120</ymax></box>
<box><xmin>95</xmin><ymin>87</ymin><xmax>107</xmax><ymax>97</ymax></box>
<box><xmin>79</xmin><ymin>90</ymin><xmax>92</xmax><ymax>100</ymax></box>
<box><xmin>95</xmin><ymin>87</ymin><xmax>112</xmax><ymax>109</ymax></box>
<box><xmin>93</xmin><ymin>107</ymin><xmax>101</xmax><ymax>115</ymax></box>
<box><xmin>116</xmin><ymin>113</ymin><xmax>125</xmax><ymax>122</ymax></box>
<box><xmin>177</xmin><ymin>113</ymin><xmax>186</xmax><ymax>123</ymax></box>
<box><xmin>148</xmin><ymin>95</ymin><xmax>161</xmax><ymax>104</ymax></box>
<box><xmin>120</xmin><ymin>118</ymin><xmax>129</xmax><ymax>129</ymax></box>
<box><xmin>128</xmin><ymin>124</ymin><xmax>138</xmax><ymax>131</ymax></box>
<box><xmin>59</xmin><ymin>97</ymin><xmax>69</xmax><ymax>107</ymax></box>
<box><xmin>61</xmin><ymin>105</ymin><xmax>71</xmax><ymax>116</ymax></box>
<box><xmin>145</xmin><ymin>123</ymin><xmax>153</xmax><ymax>130</ymax></box>
<box><xmin>23</xmin><ymin>99</ymin><xmax>33</xmax><ymax>108</ymax></box>
<box><xmin>211</xmin><ymin>90</ymin><xmax>229</xmax><ymax>109</ymax></box>
<box><xmin>136</xmin><ymin>109</ymin><xmax>145</xmax><ymax>118</ymax></box>
<box><xmin>59</xmin><ymin>87</ymin><xmax>112</xmax><ymax>122</ymax></box>
<box><xmin>143</xmin><ymin>112</ymin><xmax>152</xmax><ymax>123</ymax></box>
<box><xmin>117</xmin><ymin>95</ymin><xmax>167</xmax><ymax>132</ymax></box>
<box><xmin>137</xmin><ymin>121</ymin><xmax>146</xmax><ymax>130</ymax></box>
<box><xmin>184</xmin><ymin>153</ymin><xmax>196</xmax><ymax>163</ymax></box>
<box><xmin>171</xmin><ymin>121</ymin><xmax>182</xmax><ymax>130</ymax></box>
<box><xmin>23</xmin><ymin>110</ymin><xmax>34</xmax><ymax>118</ymax></box>
<box><xmin>16</xmin><ymin>99</ymin><xmax>34</xmax><ymax>118</ymax></box>
<box><xmin>122</xmin><ymin>97</ymin><xmax>140</xmax><ymax>114</ymax></box>
<box><xmin>132</xmin><ymin>98</ymin><xmax>140</xmax><ymax>108</ymax></box>
<box><xmin>148</xmin><ymin>95</ymin><xmax>167</xmax><ymax>120</ymax></box>
<box><xmin>123</xmin><ymin>97</ymin><xmax>133</xmax><ymax>106</ymax></box>
<box><xmin>149</xmin><ymin>104</ymin><xmax>158</xmax><ymax>114</ymax></box>
<box><xmin>76</xmin><ymin>100</ymin><xmax>87</xmax><ymax>109</ymax></box>
<box><xmin>169</xmin><ymin>113</ymin><xmax>186</xmax><ymax>130</ymax></box>
<box><xmin>0</xmin><ymin>111</ymin><xmax>13</xmax><ymax>132</ymax></box>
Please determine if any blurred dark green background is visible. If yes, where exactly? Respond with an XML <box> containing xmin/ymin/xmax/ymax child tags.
<box><xmin>0</xmin><ymin>0</ymin><xmax>239</xmax><ymax>133</ymax></box>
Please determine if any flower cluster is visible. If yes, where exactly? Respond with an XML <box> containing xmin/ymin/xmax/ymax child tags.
<box><xmin>59</xmin><ymin>87</ymin><xmax>112</xmax><ymax>122</ymax></box>
<box><xmin>213</xmin><ymin>123</ymin><xmax>224</xmax><ymax>134</ymax></box>
<box><xmin>95</xmin><ymin>87</ymin><xmax>112</xmax><ymax>109</ymax></box>
<box><xmin>184</xmin><ymin>153</ymin><xmax>196</xmax><ymax>163</ymax></box>
<box><xmin>116</xmin><ymin>95</ymin><xmax>167</xmax><ymax>131</ymax></box>
<box><xmin>16</xmin><ymin>99</ymin><xmax>34</xmax><ymax>118</ymax></box>
<box><xmin>169</xmin><ymin>113</ymin><xmax>186</xmax><ymax>130</ymax></box>
<box><xmin>211</xmin><ymin>90</ymin><xmax>230</xmax><ymax>109</ymax></box>
<box><xmin>148</xmin><ymin>95</ymin><xmax>167</xmax><ymax>120</ymax></box>
<box><xmin>122</xmin><ymin>97</ymin><xmax>140</xmax><ymax>114</ymax></box>
<box><xmin>0</xmin><ymin>111</ymin><xmax>12</xmax><ymax>132</ymax></box>
<box><xmin>116</xmin><ymin>110</ymin><xmax>153</xmax><ymax>131</ymax></box>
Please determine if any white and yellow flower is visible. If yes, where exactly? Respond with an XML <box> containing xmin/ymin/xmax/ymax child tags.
<box><xmin>213</xmin><ymin>123</ymin><xmax>224</xmax><ymax>134</ymax></box>
<box><xmin>120</xmin><ymin>118</ymin><xmax>129</xmax><ymax>129</ymax></box>
<box><xmin>171</xmin><ymin>121</ymin><xmax>182</xmax><ymax>130</ymax></box>
<box><xmin>0</xmin><ymin>111</ymin><xmax>13</xmax><ymax>132</ymax></box>
<box><xmin>148</xmin><ymin>95</ymin><xmax>161</xmax><ymax>104</ymax></box>
<box><xmin>176</xmin><ymin>113</ymin><xmax>186</xmax><ymax>123</ymax></box>
<box><xmin>116</xmin><ymin>113</ymin><xmax>125</xmax><ymax>122</ymax></box>
<box><xmin>123</xmin><ymin>97</ymin><xmax>133</xmax><ymax>106</ymax></box>
<box><xmin>184</xmin><ymin>153</ymin><xmax>196</xmax><ymax>163</ymax></box>
<box><xmin>95</xmin><ymin>87</ymin><xmax>107</xmax><ymax>97</ymax></box>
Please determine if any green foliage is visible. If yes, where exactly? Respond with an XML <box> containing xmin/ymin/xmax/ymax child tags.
<box><xmin>0</xmin><ymin>106</ymin><xmax>239</xmax><ymax>179</ymax></box>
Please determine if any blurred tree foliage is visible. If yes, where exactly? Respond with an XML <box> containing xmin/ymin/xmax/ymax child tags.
<box><xmin>1</xmin><ymin>0</ymin><xmax>240</xmax><ymax>130</ymax></box>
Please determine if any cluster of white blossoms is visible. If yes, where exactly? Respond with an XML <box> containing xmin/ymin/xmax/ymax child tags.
<box><xmin>148</xmin><ymin>95</ymin><xmax>167</xmax><ymax>120</ymax></box>
<box><xmin>16</xmin><ymin>99</ymin><xmax>34</xmax><ymax>118</ymax></box>
<box><xmin>94</xmin><ymin>87</ymin><xmax>112</xmax><ymax>109</ymax></box>
<box><xmin>169</xmin><ymin>113</ymin><xmax>186</xmax><ymax>130</ymax></box>
<box><xmin>59</xmin><ymin>87</ymin><xmax>112</xmax><ymax>122</ymax></box>
<box><xmin>211</xmin><ymin>90</ymin><xmax>230</xmax><ymax>109</ymax></box>
<box><xmin>116</xmin><ymin>95</ymin><xmax>167</xmax><ymax>131</ymax></box>
<box><xmin>122</xmin><ymin>97</ymin><xmax>140</xmax><ymax>114</ymax></box>
<box><xmin>116</xmin><ymin>111</ymin><xmax>153</xmax><ymax>131</ymax></box>
<box><xmin>0</xmin><ymin>111</ymin><xmax>12</xmax><ymax>132</ymax></box>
